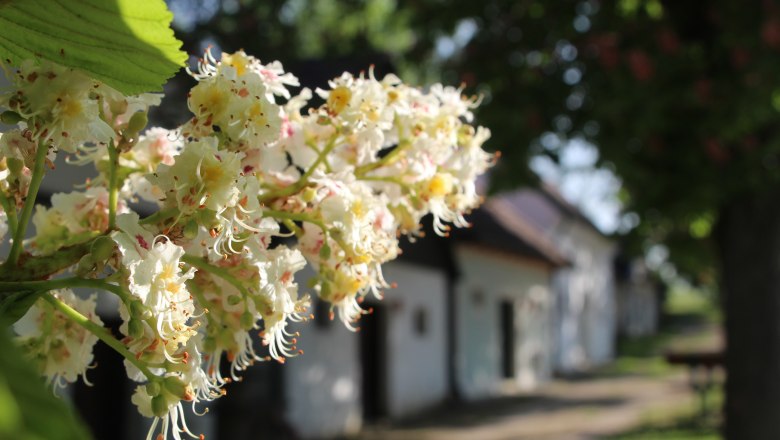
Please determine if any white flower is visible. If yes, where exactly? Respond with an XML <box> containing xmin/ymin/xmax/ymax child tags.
<box><xmin>121</xmin><ymin>127</ymin><xmax>184</xmax><ymax>204</ymax></box>
<box><xmin>113</xmin><ymin>213</ymin><xmax>197</xmax><ymax>360</ymax></box>
<box><xmin>131</xmin><ymin>382</ymin><xmax>200</xmax><ymax>440</ymax></box>
<box><xmin>253</xmin><ymin>246</ymin><xmax>310</xmax><ymax>360</ymax></box>
<box><xmin>14</xmin><ymin>289</ymin><xmax>102</xmax><ymax>389</ymax></box>
<box><xmin>1</xmin><ymin>60</ymin><xmax>115</xmax><ymax>152</ymax></box>
<box><xmin>31</xmin><ymin>187</ymin><xmax>120</xmax><ymax>255</ymax></box>
<box><xmin>185</xmin><ymin>50</ymin><xmax>293</xmax><ymax>148</ymax></box>
<box><xmin>151</xmin><ymin>136</ymin><xmax>243</xmax><ymax>215</ymax></box>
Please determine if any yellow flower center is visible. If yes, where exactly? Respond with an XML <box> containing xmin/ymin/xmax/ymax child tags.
<box><xmin>350</xmin><ymin>200</ymin><xmax>365</xmax><ymax>218</ymax></box>
<box><xmin>58</xmin><ymin>95</ymin><xmax>83</xmax><ymax>118</ymax></box>
<box><xmin>222</xmin><ymin>52</ymin><xmax>250</xmax><ymax>76</ymax></box>
<box><xmin>248</xmin><ymin>102</ymin><xmax>268</xmax><ymax>126</ymax></box>
<box><xmin>427</xmin><ymin>173</ymin><xmax>453</xmax><ymax>197</ymax></box>
<box><xmin>166</xmin><ymin>281</ymin><xmax>182</xmax><ymax>294</ymax></box>
<box><xmin>328</xmin><ymin>86</ymin><xmax>352</xmax><ymax>115</ymax></box>
<box><xmin>160</xmin><ymin>263</ymin><xmax>177</xmax><ymax>280</ymax></box>
<box><xmin>200</xmin><ymin>161</ymin><xmax>224</xmax><ymax>186</ymax></box>
<box><xmin>333</xmin><ymin>270</ymin><xmax>367</xmax><ymax>296</ymax></box>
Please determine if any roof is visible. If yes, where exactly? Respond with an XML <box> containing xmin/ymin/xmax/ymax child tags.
<box><xmin>538</xmin><ymin>183</ymin><xmax>607</xmax><ymax>237</ymax></box>
<box><xmin>455</xmin><ymin>196</ymin><xmax>569</xmax><ymax>269</ymax></box>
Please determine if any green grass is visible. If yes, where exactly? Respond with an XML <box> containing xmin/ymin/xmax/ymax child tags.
<box><xmin>604</xmin><ymin>283</ymin><xmax>723</xmax><ymax>439</ymax></box>
<box><xmin>608</xmin><ymin>387</ymin><xmax>722</xmax><ymax>439</ymax></box>
<box><xmin>665</xmin><ymin>286</ymin><xmax>720</xmax><ymax>324</ymax></box>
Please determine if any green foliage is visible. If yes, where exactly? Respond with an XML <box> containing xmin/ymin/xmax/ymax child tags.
<box><xmin>0</xmin><ymin>291</ymin><xmax>43</xmax><ymax>324</ymax></box>
<box><xmin>176</xmin><ymin>0</ymin><xmax>414</xmax><ymax>62</ymax></box>
<box><xmin>0</xmin><ymin>323</ymin><xmax>92</xmax><ymax>440</ymax></box>
<box><xmin>608</xmin><ymin>384</ymin><xmax>722</xmax><ymax>439</ymax></box>
<box><xmin>0</xmin><ymin>0</ymin><xmax>186</xmax><ymax>94</ymax></box>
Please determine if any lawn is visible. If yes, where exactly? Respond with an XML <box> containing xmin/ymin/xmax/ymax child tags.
<box><xmin>605</xmin><ymin>285</ymin><xmax>723</xmax><ymax>439</ymax></box>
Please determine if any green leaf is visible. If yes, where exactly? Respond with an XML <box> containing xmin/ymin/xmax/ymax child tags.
<box><xmin>0</xmin><ymin>291</ymin><xmax>44</xmax><ymax>324</ymax></box>
<box><xmin>0</xmin><ymin>322</ymin><xmax>92</xmax><ymax>440</ymax></box>
<box><xmin>0</xmin><ymin>0</ymin><xmax>186</xmax><ymax>95</ymax></box>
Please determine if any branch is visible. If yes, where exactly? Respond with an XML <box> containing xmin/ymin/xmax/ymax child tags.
<box><xmin>0</xmin><ymin>190</ymin><xmax>18</xmax><ymax>235</ymax></box>
<box><xmin>107</xmin><ymin>140</ymin><xmax>120</xmax><ymax>229</ymax></box>
<box><xmin>6</xmin><ymin>141</ymin><xmax>48</xmax><ymax>267</ymax></box>
<box><xmin>181</xmin><ymin>255</ymin><xmax>252</xmax><ymax>299</ymax></box>
<box><xmin>258</xmin><ymin>132</ymin><xmax>339</xmax><ymax>203</ymax></box>
<box><xmin>42</xmin><ymin>293</ymin><xmax>158</xmax><ymax>382</ymax></box>
<box><xmin>0</xmin><ymin>277</ymin><xmax>130</xmax><ymax>303</ymax></box>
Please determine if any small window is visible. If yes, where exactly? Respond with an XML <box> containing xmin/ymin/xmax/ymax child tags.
<box><xmin>413</xmin><ymin>308</ymin><xmax>428</xmax><ymax>336</ymax></box>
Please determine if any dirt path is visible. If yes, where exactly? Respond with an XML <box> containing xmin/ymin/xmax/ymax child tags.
<box><xmin>354</xmin><ymin>372</ymin><xmax>695</xmax><ymax>440</ymax></box>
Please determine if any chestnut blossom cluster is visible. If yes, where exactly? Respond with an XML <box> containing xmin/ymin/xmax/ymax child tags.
<box><xmin>0</xmin><ymin>50</ymin><xmax>494</xmax><ymax>440</ymax></box>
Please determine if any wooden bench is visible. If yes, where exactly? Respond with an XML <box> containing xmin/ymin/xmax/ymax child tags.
<box><xmin>665</xmin><ymin>350</ymin><xmax>724</xmax><ymax>418</ymax></box>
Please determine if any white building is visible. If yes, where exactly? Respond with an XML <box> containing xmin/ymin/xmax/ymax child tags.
<box><xmin>615</xmin><ymin>258</ymin><xmax>662</xmax><ymax>338</ymax></box>
<box><xmin>281</xmin><ymin>260</ymin><xmax>450</xmax><ymax>438</ymax></box>
<box><xmin>265</xmin><ymin>191</ymin><xmax>570</xmax><ymax>437</ymax></box>
<box><xmin>451</xmin><ymin>197</ymin><xmax>568</xmax><ymax>398</ymax></box>
<box><xmin>506</xmin><ymin>186</ymin><xmax>618</xmax><ymax>373</ymax></box>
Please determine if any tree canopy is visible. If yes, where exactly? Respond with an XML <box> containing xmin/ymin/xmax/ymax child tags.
<box><xmin>172</xmin><ymin>0</ymin><xmax>780</xmax><ymax>281</ymax></box>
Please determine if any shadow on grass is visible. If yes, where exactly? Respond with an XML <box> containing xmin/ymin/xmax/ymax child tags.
<box><xmin>606</xmin><ymin>385</ymin><xmax>723</xmax><ymax>439</ymax></box>
<box><xmin>605</xmin><ymin>411</ymin><xmax>720</xmax><ymax>439</ymax></box>
<box><xmin>361</xmin><ymin>394</ymin><xmax>627</xmax><ymax>431</ymax></box>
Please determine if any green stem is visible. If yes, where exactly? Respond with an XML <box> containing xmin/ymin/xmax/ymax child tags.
<box><xmin>6</xmin><ymin>141</ymin><xmax>49</xmax><ymax>267</ymax></box>
<box><xmin>107</xmin><ymin>140</ymin><xmax>120</xmax><ymax>230</ymax></box>
<box><xmin>282</xmin><ymin>219</ymin><xmax>302</xmax><ymax>237</ymax></box>
<box><xmin>0</xmin><ymin>191</ymin><xmax>18</xmax><ymax>235</ymax></box>
<box><xmin>139</xmin><ymin>207</ymin><xmax>179</xmax><ymax>225</ymax></box>
<box><xmin>262</xmin><ymin>208</ymin><xmax>352</xmax><ymax>254</ymax></box>
<box><xmin>262</xmin><ymin>208</ymin><xmax>324</xmax><ymax>227</ymax></box>
<box><xmin>42</xmin><ymin>293</ymin><xmax>158</xmax><ymax>382</ymax></box>
<box><xmin>0</xmin><ymin>239</ymin><xmax>97</xmax><ymax>282</ymax></box>
<box><xmin>354</xmin><ymin>141</ymin><xmax>409</xmax><ymax>177</ymax></box>
<box><xmin>0</xmin><ymin>277</ymin><xmax>131</xmax><ymax>303</ymax></box>
<box><xmin>259</xmin><ymin>134</ymin><xmax>339</xmax><ymax>203</ymax></box>
<box><xmin>181</xmin><ymin>255</ymin><xmax>252</xmax><ymax>299</ymax></box>
<box><xmin>358</xmin><ymin>175</ymin><xmax>406</xmax><ymax>186</ymax></box>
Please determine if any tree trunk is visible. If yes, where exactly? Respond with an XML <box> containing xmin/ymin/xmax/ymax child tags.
<box><xmin>717</xmin><ymin>189</ymin><xmax>780</xmax><ymax>439</ymax></box>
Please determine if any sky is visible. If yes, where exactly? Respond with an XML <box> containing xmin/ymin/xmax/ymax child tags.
<box><xmin>530</xmin><ymin>139</ymin><xmax>623</xmax><ymax>234</ymax></box>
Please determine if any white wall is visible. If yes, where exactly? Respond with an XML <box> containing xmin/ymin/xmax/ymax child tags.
<box><xmin>454</xmin><ymin>245</ymin><xmax>554</xmax><ymax>399</ymax></box>
<box><xmin>551</xmin><ymin>221</ymin><xmax>617</xmax><ymax>373</ymax></box>
<box><xmin>284</xmin><ymin>269</ymin><xmax>362</xmax><ymax>439</ymax></box>
<box><xmin>382</xmin><ymin>262</ymin><xmax>449</xmax><ymax>418</ymax></box>
<box><xmin>617</xmin><ymin>281</ymin><xmax>659</xmax><ymax>337</ymax></box>
<box><xmin>617</xmin><ymin>261</ymin><xmax>659</xmax><ymax>337</ymax></box>
<box><xmin>283</xmin><ymin>261</ymin><xmax>450</xmax><ymax>437</ymax></box>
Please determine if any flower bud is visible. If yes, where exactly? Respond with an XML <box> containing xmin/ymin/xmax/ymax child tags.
<box><xmin>125</xmin><ymin>111</ymin><xmax>148</xmax><ymax>139</ymax></box>
<box><xmin>151</xmin><ymin>394</ymin><xmax>169</xmax><ymax>417</ymax></box>
<box><xmin>196</xmin><ymin>209</ymin><xmax>218</xmax><ymax>228</ymax></box>
<box><xmin>109</xmin><ymin>99</ymin><xmax>129</xmax><ymax>121</ymax></box>
<box><xmin>0</xmin><ymin>110</ymin><xmax>23</xmax><ymax>125</ymax></box>
<box><xmin>163</xmin><ymin>376</ymin><xmax>191</xmax><ymax>401</ymax></box>
<box><xmin>219</xmin><ymin>328</ymin><xmax>236</xmax><ymax>348</ymax></box>
<box><xmin>202</xmin><ymin>336</ymin><xmax>216</xmax><ymax>353</ymax></box>
<box><xmin>318</xmin><ymin>243</ymin><xmax>331</xmax><ymax>260</ymax></box>
<box><xmin>128</xmin><ymin>317</ymin><xmax>145</xmax><ymax>339</ymax></box>
<box><xmin>226</xmin><ymin>295</ymin><xmax>242</xmax><ymax>306</ymax></box>
<box><xmin>240</xmin><ymin>311</ymin><xmax>255</xmax><ymax>330</ymax></box>
<box><xmin>302</xmin><ymin>187</ymin><xmax>317</xmax><ymax>203</ymax></box>
<box><xmin>6</xmin><ymin>157</ymin><xmax>24</xmax><ymax>175</ymax></box>
<box><xmin>183</xmin><ymin>219</ymin><xmax>199</xmax><ymax>239</ymax></box>
<box><xmin>90</xmin><ymin>236</ymin><xmax>116</xmax><ymax>261</ymax></box>
<box><xmin>130</xmin><ymin>300</ymin><xmax>152</xmax><ymax>320</ymax></box>
<box><xmin>145</xmin><ymin>381</ymin><xmax>161</xmax><ymax>397</ymax></box>
<box><xmin>74</xmin><ymin>254</ymin><xmax>96</xmax><ymax>277</ymax></box>
<box><xmin>319</xmin><ymin>280</ymin><xmax>332</xmax><ymax>299</ymax></box>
